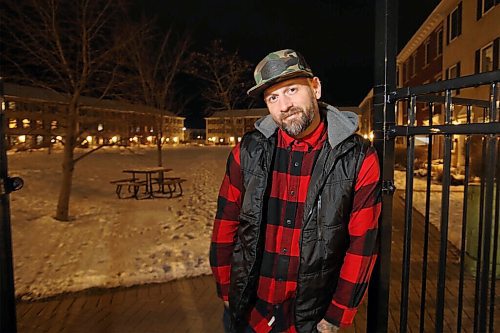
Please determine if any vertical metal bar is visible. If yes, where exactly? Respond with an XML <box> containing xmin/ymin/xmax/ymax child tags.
<box><xmin>488</xmin><ymin>139</ymin><xmax>499</xmax><ymax>333</ymax></box>
<box><xmin>367</xmin><ymin>0</ymin><xmax>397</xmax><ymax>331</ymax></box>
<box><xmin>457</xmin><ymin>104</ymin><xmax>472</xmax><ymax>333</ymax></box>
<box><xmin>478</xmin><ymin>82</ymin><xmax>498</xmax><ymax>333</ymax></box>
<box><xmin>419</xmin><ymin>102</ymin><xmax>433</xmax><ymax>333</ymax></box>
<box><xmin>0</xmin><ymin>79</ymin><xmax>18</xmax><ymax>332</ymax></box>
<box><xmin>474</xmin><ymin>108</ymin><xmax>488</xmax><ymax>333</ymax></box>
<box><xmin>400</xmin><ymin>96</ymin><xmax>416</xmax><ymax>333</ymax></box>
<box><xmin>435</xmin><ymin>89</ymin><xmax>453</xmax><ymax>333</ymax></box>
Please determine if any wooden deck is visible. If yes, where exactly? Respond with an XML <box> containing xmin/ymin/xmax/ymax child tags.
<box><xmin>16</xmin><ymin>194</ymin><xmax>499</xmax><ymax>332</ymax></box>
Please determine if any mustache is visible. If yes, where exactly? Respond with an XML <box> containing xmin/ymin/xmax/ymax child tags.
<box><xmin>281</xmin><ymin>107</ymin><xmax>304</xmax><ymax>120</ymax></box>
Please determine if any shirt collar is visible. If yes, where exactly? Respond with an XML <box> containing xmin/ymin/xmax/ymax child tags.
<box><xmin>279</xmin><ymin>120</ymin><xmax>326</xmax><ymax>150</ymax></box>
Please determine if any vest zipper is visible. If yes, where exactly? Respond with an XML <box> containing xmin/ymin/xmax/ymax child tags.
<box><xmin>318</xmin><ymin>194</ymin><xmax>325</xmax><ymax>258</ymax></box>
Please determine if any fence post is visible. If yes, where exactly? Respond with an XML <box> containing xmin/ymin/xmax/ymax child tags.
<box><xmin>0</xmin><ymin>78</ymin><xmax>18</xmax><ymax>333</ymax></box>
<box><xmin>367</xmin><ymin>0</ymin><xmax>397</xmax><ymax>332</ymax></box>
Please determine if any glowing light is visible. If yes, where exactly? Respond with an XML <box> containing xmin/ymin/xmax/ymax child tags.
<box><xmin>212</xmin><ymin>137</ymin><xmax>217</xmax><ymax>142</ymax></box>
<box><xmin>182</xmin><ymin>127</ymin><xmax>186</xmax><ymax>131</ymax></box>
<box><xmin>369</xmin><ymin>132</ymin><xmax>374</xmax><ymax>141</ymax></box>
<box><xmin>173</xmin><ymin>137</ymin><xmax>179</xmax><ymax>143</ymax></box>
<box><xmin>111</xmin><ymin>136</ymin><xmax>118</xmax><ymax>143</ymax></box>
<box><xmin>132</xmin><ymin>136</ymin><xmax>138</xmax><ymax>143</ymax></box>
<box><xmin>237</xmin><ymin>137</ymin><xmax>242</xmax><ymax>143</ymax></box>
<box><xmin>229</xmin><ymin>137</ymin><xmax>235</xmax><ymax>143</ymax></box>
<box><xmin>97</xmin><ymin>124</ymin><xmax>103</xmax><ymax>131</ymax></box>
<box><xmin>147</xmin><ymin>136</ymin><xmax>153</xmax><ymax>142</ymax></box>
<box><xmin>18</xmin><ymin>135</ymin><xmax>26</xmax><ymax>143</ymax></box>
<box><xmin>56</xmin><ymin>136</ymin><xmax>62</xmax><ymax>141</ymax></box>
<box><xmin>363</xmin><ymin>134</ymin><xmax>368</xmax><ymax>139</ymax></box>
<box><xmin>86</xmin><ymin>136</ymin><xmax>93</xmax><ymax>143</ymax></box>
<box><xmin>219</xmin><ymin>138</ymin><xmax>224</xmax><ymax>143</ymax></box>
<box><xmin>166</xmin><ymin>138</ymin><xmax>170</xmax><ymax>142</ymax></box>
<box><xmin>197</xmin><ymin>135</ymin><xmax>201</xmax><ymax>139</ymax></box>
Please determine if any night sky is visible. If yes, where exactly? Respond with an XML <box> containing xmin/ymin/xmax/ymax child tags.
<box><xmin>137</xmin><ymin>0</ymin><xmax>440</xmax><ymax>128</ymax></box>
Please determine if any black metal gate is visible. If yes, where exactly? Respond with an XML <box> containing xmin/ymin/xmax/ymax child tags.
<box><xmin>367</xmin><ymin>0</ymin><xmax>500</xmax><ymax>332</ymax></box>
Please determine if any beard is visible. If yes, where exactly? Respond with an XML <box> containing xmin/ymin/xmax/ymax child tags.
<box><xmin>276</xmin><ymin>103</ymin><xmax>316</xmax><ymax>137</ymax></box>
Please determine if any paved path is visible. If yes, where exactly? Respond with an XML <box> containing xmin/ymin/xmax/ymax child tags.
<box><xmin>16</xmin><ymin>194</ymin><xmax>498</xmax><ymax>332</ymax></box>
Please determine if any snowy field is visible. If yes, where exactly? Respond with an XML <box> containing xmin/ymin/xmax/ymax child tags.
<box><xmin>8</xmin><ymin>145</ymin><xmax>230</xmax><ymax>300</ymax></box>
<box><xmin>7</xmin><ymin>146</ymin><xmax>468</xmax><ymax>301</ymax></box>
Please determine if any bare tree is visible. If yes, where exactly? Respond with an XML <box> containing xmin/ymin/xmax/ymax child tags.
<box><xmin>189</xmin><ymin>40</ymin><xmax>254</xmax><ymax>115</ymax></box>
<box><xmin>1</xmin><ymin>0</ymin><xmax>139</xmax><ymax>221</ymax></box>
<box><xmin>117</xmin><ymin>20</ymin><xmax>191</xmax><ymax>166</ymax></box>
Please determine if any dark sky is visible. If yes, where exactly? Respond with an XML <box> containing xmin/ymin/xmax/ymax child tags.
<box><xmin>137</xmin><ymin>0</ymin><xmax>440</xmax><ymax>128</ymax></box>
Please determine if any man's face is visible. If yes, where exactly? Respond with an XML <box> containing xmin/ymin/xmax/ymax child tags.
<box><xmin>263</xmin><ymin>77</ymin><xmax>321</xmax><ymax>137</ymax></box>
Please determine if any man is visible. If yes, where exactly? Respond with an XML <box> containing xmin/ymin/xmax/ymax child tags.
<box><xmin>210</xmin><ymin>49</ymin><xmax>381</xmax><ymax>333</ymax></box>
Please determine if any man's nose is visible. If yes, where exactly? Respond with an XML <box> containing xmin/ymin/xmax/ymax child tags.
<box><xmin>279</xmin><ymin>96</ymin><xmax>293</xmax><ymax>112</ymax></box>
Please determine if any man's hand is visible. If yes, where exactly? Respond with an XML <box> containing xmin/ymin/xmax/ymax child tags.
<box><xmin>223</xmin><ymin>301</ymin><xmax>229</xmax><ymax>308</ymax></box>
<box><xmin>317</xmin><ymin>319</ymin><xmax>339</xmax><ymax>333</ymax></box>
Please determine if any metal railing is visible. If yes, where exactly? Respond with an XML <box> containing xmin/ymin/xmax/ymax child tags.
<box><xmin>368</xmin><ymin>0</ymin><xmax>499</xmax><ymax>332</ymax></box>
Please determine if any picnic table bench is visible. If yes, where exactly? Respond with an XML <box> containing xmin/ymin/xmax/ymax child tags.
<box><xmin>110</xmin><ymin>178</ymin><xmax>148</xmax><ymax>199</ymax></box>
<box><xmin>110</xmin><ymin>168</ymin><xmax>186</xmax><ymax>199</ymax></box>
<box><xmin>155</xmin><ymin>177</ymin><xmax>187</xmax><ymax>198</ymax></box>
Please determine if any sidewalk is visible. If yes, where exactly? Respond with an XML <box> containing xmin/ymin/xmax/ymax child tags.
<box><xmin>16</xmin><ymin>194</ymin><xmax>498</xmax><ymax>332</ymax></box>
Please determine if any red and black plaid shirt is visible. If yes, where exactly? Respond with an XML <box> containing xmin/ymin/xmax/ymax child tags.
<box><xmin>210</xmin><ymin>121</ymin><xmax>381</xmax><ymax>332</ymax></box>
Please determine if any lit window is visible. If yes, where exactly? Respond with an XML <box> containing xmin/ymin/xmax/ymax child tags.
<box><xmin>447</xmin><ymin>63</ymin><xmax>460</xmax><ymax>80</ymax></box>
<box><xmin>480</xmin><ymin>43</ymin><xmax>494</xmax><ymax>73</ymax></box>
<box><xmin>9</xmin><ymin>119</ymin><xmax>17</xmax><ymax>129</ymax></box>
<box><xmin>22</xmin><ymin>119</ymin><xmax>30</xmax><ymax>128</ymax></box>
<box><xmin>446</xmin><ymin>62</ymin><xmax>461</xmax><ymax>95</ymax></box>
<box><xmin>51</xmin><ymin>120</ymin><xmax>58</xmax><ymax>130</ymax></box>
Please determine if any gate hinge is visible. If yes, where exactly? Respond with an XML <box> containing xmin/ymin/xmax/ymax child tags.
<box><xmin>385</xmin><ymin>125</ymin><xmax>397</xmax><ymax>140</ymax></box>
<box><xmin>382</xmin><ymin>180</ymin><xmax>396</xmax><ymax>195</ymax></box>
<box><xmin>0</xmin><ymin>177</ymin><xmax>24</xmax><ymax>195</ymax></box>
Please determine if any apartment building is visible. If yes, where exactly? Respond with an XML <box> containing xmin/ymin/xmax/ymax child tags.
<box><xmin>205</xmin><ymin>108</ymin><xmax>268</xmax><ymax>144</ymax></box>
<box><xmin>3</xmin><ymin>83</ymin><xmax>185</xmax><ymax>149</ymax></box>
<box><xmin>359</xmin><ymin>0</ymin><xmax>499</xmax><ymax>171</ymax></box>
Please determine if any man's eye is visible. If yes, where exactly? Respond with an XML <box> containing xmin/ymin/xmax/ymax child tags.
<box><xmin>288</xmin><ymin>87</ymin><xmax>297</xmax><ymax>94</ymax></box>
<box><xmin>267</xmin><ymin>95</ymin><xmax>278</xmax><ymax>103</ymax></box>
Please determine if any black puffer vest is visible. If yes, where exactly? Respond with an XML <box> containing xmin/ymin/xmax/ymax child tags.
<box><xmin>228</xmin><ymin>122</ymin><xmax>369</xmax><ymax>333</ymax></box>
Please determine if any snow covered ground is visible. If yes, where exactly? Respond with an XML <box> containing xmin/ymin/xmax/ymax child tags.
<box><xmin>394</xmin><ymin>170</ymin><xmax>466</xmax><ymax>251</ymax></box>
<box><xmin>8</xmin><ymin>145</ymin><xmax>230</xmax><ymax>300</ymax></box>
<box><xmin>7</xmin><ymin>146</ymin><xmax>468</xmax><ymax>301</ymax></box>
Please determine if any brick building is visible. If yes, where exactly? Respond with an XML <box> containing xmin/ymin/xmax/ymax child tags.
<box><xmin>359</xmin><ymin>0</ymin><xmax>499</xmax><ymax>171</ymax></box>
<box><xmin>3</xmin><ymin>83</ymin><xmax>185</xmax><ymax>149</ymax></box>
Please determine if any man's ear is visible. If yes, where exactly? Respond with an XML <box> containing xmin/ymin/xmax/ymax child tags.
<box><xmin>311</xmin><ymin>77</ymin><xmax>322</xmax><ymax>99</ymax></box>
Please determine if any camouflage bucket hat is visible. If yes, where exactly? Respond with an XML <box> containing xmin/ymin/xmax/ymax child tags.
<box><xmin>247</xmin><ymin>49</ymin><xmax>314</xmax><ymax>97</ymax></box>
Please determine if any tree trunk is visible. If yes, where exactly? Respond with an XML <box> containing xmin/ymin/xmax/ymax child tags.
<box><xmin>156</xmin><ymin>116</ymin><xmax>164</xmax><ymax>167</ymax></box>
<box><xmin>55</xmin><ymin>98</ymin><xmax>78</xmax><ymax>221</ymax></box>
<box><xmin>156</xmin><ymin>131</ymin><xmax>163</xmax><ymax>167</ymax></box>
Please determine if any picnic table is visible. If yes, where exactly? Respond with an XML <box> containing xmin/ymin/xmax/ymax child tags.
<box><xmin>110</xmin><ymin>167</ymin><xmax>186</xmax><ymax>199</ymax></box>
